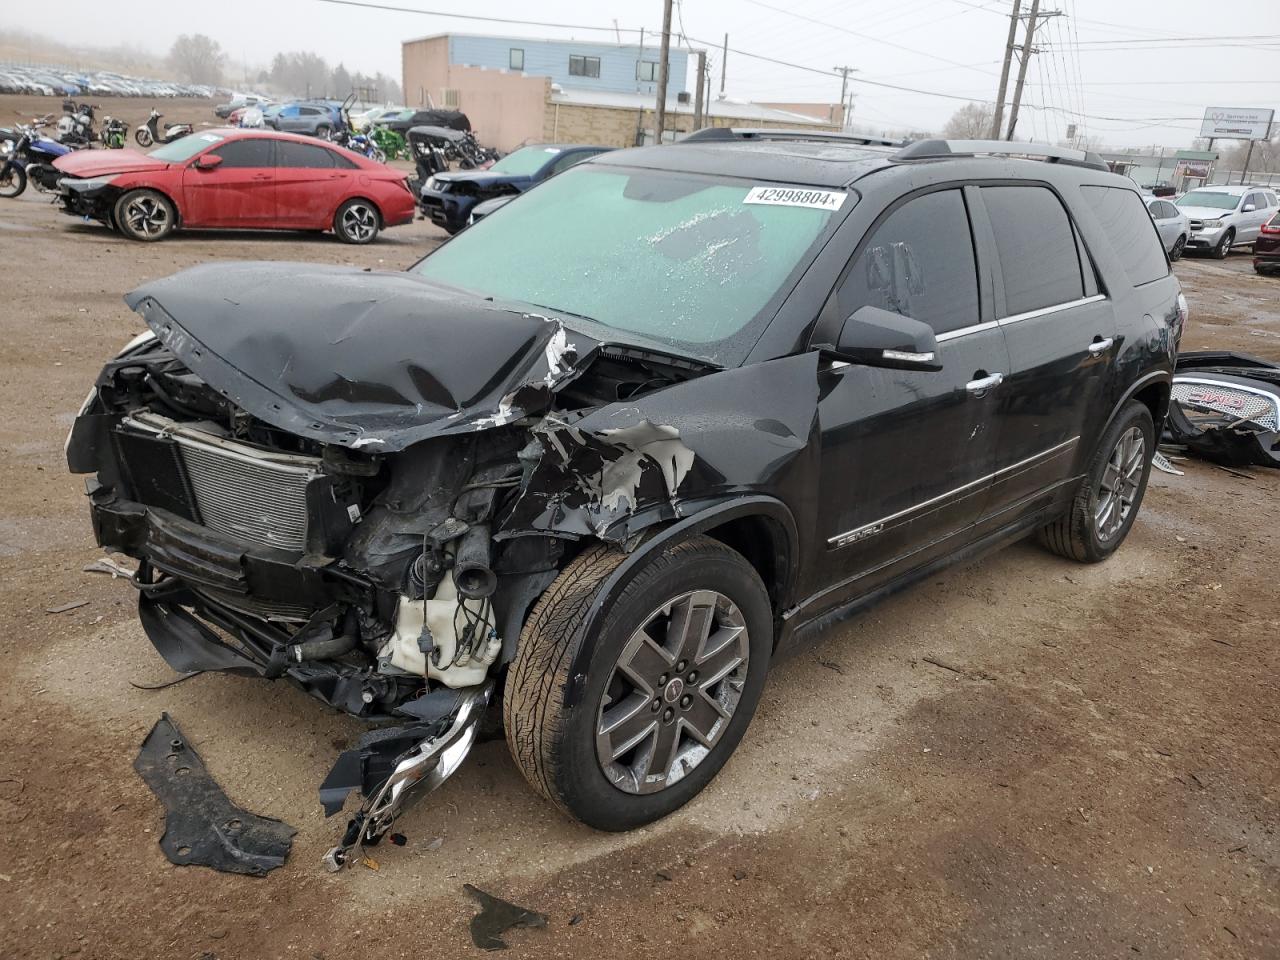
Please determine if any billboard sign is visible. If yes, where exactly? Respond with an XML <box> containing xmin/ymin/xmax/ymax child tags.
<box><xmin>1199</xmin><ymin>107</ymin><xmax>1275</xmax><ymax>140</ymax></box>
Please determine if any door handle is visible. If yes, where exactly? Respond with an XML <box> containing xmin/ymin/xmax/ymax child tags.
<box><xmin>1087</xmin><ymin>337</ymin><xmax>1114</xmax><ymax>355</ymax></box>
<box><xmin>251</xmin><ymin>173</ymin><xmax>271</xmax><ymax>180</ymax></box>
<box><xmin>965</xmin><ymin>372</ymin><xmax>1003</xmax><ymax>396</ymax></box>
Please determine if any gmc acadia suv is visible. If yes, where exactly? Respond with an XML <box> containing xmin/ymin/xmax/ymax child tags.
<box><xmin>66</xmin><ymin>130</ymin><xmax>1185</xmax><ymax>862</ymax></box>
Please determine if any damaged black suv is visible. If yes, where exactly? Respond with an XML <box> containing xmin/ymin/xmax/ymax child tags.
<box><xmin>67</xmin><ymin>130</ymin><xmax>1185</xmax><ymax>856</ymax></box>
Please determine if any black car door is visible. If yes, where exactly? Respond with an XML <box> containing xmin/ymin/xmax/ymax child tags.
<box><xmin>972</xmin><ymin>184</ymin><xmax>1116</xmax><ymax>518</ymax></box>
<box><xmin>810</xmin><ymin>186</ymin><xmax>1010</xmax><ymax>613</ymax></box>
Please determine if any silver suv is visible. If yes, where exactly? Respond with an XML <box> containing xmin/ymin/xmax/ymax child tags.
<box><xmin>1176</xmin><ymin>184</ymin><xmax>1280</xmax><ymax>258</ymax></box>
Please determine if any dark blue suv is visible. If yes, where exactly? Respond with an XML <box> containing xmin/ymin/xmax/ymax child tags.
<box><xmin>419</xmin><ymin>143</ymin><xmax>610</xmax><ymax>233</ymax></box>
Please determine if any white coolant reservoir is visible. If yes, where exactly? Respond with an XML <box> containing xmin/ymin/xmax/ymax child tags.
<box><xmin>381</xmin><ymin>576</ymin><xmax>500</xmax><ymax>688</ymax></box>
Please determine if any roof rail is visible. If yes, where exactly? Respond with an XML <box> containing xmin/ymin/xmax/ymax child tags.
<box><xmin>894</xmin><ymin>138</ymin><xmax>1109</xmax><ymax>171</ymax></box>
<box><xmin>681</xmin><ymin>127</ymin><xmax>905</xmax><ymax>148</ymax></box>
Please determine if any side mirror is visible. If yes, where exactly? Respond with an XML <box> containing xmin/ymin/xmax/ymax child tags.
<box><xmin>1242</xmin><ymin>203</ymin><xmax>1256</xmax><ymax>213</ymax></box>
<box><xmin>193</xmin><ymin>154</ymin><xmax>223</xmax><ymax>170</ymax></box>
<box><xmin>819</xmin><ymin>305</ymin><xmax>941</xmax><ymax>371</ymax></box>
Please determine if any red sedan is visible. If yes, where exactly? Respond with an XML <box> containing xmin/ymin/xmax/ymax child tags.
<box><xmin>53</xmin><ymin>128</ymin><xmax>416</xmax><ymax>244</ymax></box>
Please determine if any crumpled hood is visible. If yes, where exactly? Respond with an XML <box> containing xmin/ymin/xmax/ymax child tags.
<box><xmin>434</xmin><ymin>170</ymin><xmax>530</xmax><ymax>190</ymax></box>
<box><xmin>125</xmin><ymin>262</ymin><xmax>594</xmax><ymax>451</ymax></box>
<box><xmin>1177</xmin><ymin>205</ymin><xmax>1235</xmax><ymax>221</ymax></box>
<box><xmin>54</xmin><ymin>148</ymin><xmax>167</xmax><ymax>178</ymax></box>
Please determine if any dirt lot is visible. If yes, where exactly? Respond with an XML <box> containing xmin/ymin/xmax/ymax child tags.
<box><xmin>0</xmin><ymin>117</ymin><xmax>1277</xmax><ymax>958</ymax></box>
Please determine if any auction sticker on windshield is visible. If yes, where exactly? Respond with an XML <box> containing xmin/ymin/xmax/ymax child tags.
<box><xmin>744</xmin><ymin>186</ymin><xmax>847</xmax><ymax>210</ymax></box>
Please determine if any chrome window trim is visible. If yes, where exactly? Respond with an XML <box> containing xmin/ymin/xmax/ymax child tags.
<box><xmin>935</xmin><ymin>294</ymin><xmax>1107</xmax><ymax>343</ymax></box>
<box><xmin>827</xmin><ymin>436</ymin><xmax>1079</xmax><ymax>548</ymax></box>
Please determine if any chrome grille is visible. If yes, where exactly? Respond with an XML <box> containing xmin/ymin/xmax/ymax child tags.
<box><xmin>124</xmin><ymin>413</ymin><xmax>321</xmax><ymax>552</ymax></box>
<box><xmin>1172</xmin><ymin>381</ymin><xmax>1279</xmax><ymax>430</ymax></box>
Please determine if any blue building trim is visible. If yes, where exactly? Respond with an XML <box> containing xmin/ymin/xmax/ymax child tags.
<box><xmin>443</xmin><ymin>34</ymin><xmax>690</xmax><ymax>96</ymax></box>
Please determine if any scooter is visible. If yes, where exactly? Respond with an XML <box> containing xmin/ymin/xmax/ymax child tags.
<box><xmin>0</xmin><ymin>121</ymin><xmax>73</xmax><ymax>198</ymax></box>
<box><xmin>134</xmin><ymin>109</ymin><xmax>193</xmax><ymax>148</ymax></box>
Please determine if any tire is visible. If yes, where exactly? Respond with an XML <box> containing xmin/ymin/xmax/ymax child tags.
<box><xmin>1038</xmin><ymin>401</ymin><xmax>1155</xmax><ymax>564</ymax></box>
<box><xmin>333</xmin><ymin>198</ymin><xmax>380</xmax><ymax>244</ymax></box>
<box><xmin>0</xmin><ymin>163</ymin><xmax>26</xmax><ymax>199</ymax></box>
<box><xmin>1215</xmin><ymin>228</ymin><xmax>1235</xmax><ymax>260</ymax></box>
<box><xmin>504</xmin><ymin>535</ymin><xmax>773</xmax><ymax>831</ymax></box>
<box><xmin>315</xmin><ymin>124</ymin><xmax>331</xmax><ymax>140</ymax></box>
<box><xmin>1169</xmin><ymin>235</ymin><xmax>1186</xmax><ymax>262</ymax></box>
<box><xmin>134</xmin><ymin>128</ymin><xmax>153</xmax><ymax>148</ymax></box>
<box><xmin>372</xmin><ymin>148</ymin><xmax>386</xmax><ymax>165</ymax></box>
<box><xmin>113</xmin><ymin>189</ymin><xmax>175</xmax><ymax>242</ymax></box>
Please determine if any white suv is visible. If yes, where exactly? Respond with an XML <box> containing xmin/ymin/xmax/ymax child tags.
<box><xmin>1176</xmin><ymin>184</ymin><xmax>1280</xmax><ymax>259</ymax></box>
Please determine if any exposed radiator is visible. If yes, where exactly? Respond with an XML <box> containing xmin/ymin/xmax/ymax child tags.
<box><xmin>121</xmin><ymin>413</ymin><xmax>321</xmax><ymax>552</ymax></box>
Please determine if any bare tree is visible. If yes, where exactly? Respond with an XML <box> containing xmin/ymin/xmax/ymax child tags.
<box><xmin>943</xmin><ymin>102</ymin><xmax>995</xmax><ymax>139</ymax></box>
<box><xmin>168</xmin><ymin>34</ymin><xmax>225</xmax><ymax>86</ymax></box>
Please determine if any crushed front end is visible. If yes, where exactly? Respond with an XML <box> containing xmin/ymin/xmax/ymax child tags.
<box><xmin>66</xmin><ymin>261</ymin><xmax>719</xmax><ymax>863</ymax></box>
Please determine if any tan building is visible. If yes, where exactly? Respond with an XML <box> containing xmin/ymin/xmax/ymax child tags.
<box><xmin>402</xmin><ymin>33</ymin><xmax>840</xmax><ymax>152</ymax></box>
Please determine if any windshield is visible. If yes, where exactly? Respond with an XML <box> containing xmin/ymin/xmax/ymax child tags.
<box><xmin>1176</xmin><ymin>190</ymin><xmax>1240</xmax><ymax>211</ymax></box>
<box><xmin>149</xmin><ymin>131</ymin><xmax>225</xmax><ymax>162</ymax></box>
<box><xmin>410</xmin><ymin>165</ymin><xmax>846</xmax><ymax>364</ymax></box>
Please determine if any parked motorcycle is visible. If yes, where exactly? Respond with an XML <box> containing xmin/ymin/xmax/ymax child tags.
<box><xmin>135</xmin><ymin>109</ymin><xmax>193</xmax><ymax>148</ymax></box>
<box><xmin>100</xmin><ymin>116</ymin><xmax>128</xmax><ymax>149</ymax></box>
<box><xmin>330</xmin><ymin>96</ymin><xmax>386</xmax><ymax>163</ymax></box>
<box><xmin>452</xmin><ymin>131</ymin><xmax>501</xmax><ymax>170</ymax></box>
<box><xmin>56</xmin><ymin>100</ymin><xmax>97</xmax><ymax>147</ymax></box>
<box><xmin>0</xmin><ymin>121</ymin><xmax>74</xmax><ymax>198</ymax></box>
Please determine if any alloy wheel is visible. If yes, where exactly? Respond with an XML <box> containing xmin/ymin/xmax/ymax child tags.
<box><xmin>596</xmin><ymin>590</ymin><xmax>750</xmax><ymax>795</ymax></box>
<box><xmin>123</xmin><ymin>196</ymin><xmax>170</xmax><ymax>238</ymax></box>
<box><xmin>341</xmin><ymin>203</ymin><xmax>377</xmax><ymax>242</ymax></box>
<box><xmin>1092</xmin><ymin>426</ymin><xmax>1145</xmax><ymax>542</ymax></box>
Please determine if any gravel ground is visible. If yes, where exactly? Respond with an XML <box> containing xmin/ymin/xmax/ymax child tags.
<box><xmin>0</xmin><ymin>114</ymin><xmax>1277</xmax><ymax>958</ymax></box>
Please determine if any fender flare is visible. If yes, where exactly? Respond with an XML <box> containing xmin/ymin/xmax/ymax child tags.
<box><xmin>559</xmin><ymin>495</ymin><xmax>799</xmax><ymax>709</ymax></box>
<box><xmin>1100</xmin><ymin>369</ymin><xmax>1172</xmax><ymax>446</ymax></box>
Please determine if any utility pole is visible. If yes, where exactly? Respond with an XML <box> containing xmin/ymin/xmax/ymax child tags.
<box><xmin>834</xmin><ymin>66</ymin><xmax>857</xmax><ymax>132</ymax></box>
<box><xmin>720</xmin><ymin>33</ymin><xmax>728</xmax><ymax>96</ymax></box>
<box><xmin>654</xmin><ymin>0</ymin><xmax>674</xmax><ymax>145</ymax></box>
<box><xmin>989</xmin><ymin>0</ymin><xmax>1020</xmax><ymax>139</ymax></box>
<box><xmin>693</xmin><ymin>49</ymin><xmax>706</xmax><ymax>129</ymax></box>
<box><xmin>1005</xmin><ymin>1</ymin><xmax>1062</xmax><ymax>140</ymax></box>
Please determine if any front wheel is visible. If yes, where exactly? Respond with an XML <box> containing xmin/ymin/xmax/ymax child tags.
<box><xmin>1215</xmin><ymin>228</ymin><xmax>1235</xmax><ymax>259</ymax></box>
<box><xmin>371</xmin><ymin>147</ymin><xmax>386</xmax><ymax>164</ymax></box>
<box><xmin>1038</xmin><ymin>401</ymin><xmax>1155</xmax><ymax>564</ymax></box>
<box><xmin>504</xmin><ymin>535</ymin><xmax>773</xmax><ymax>831</ymax></box>
<box><xmin>333</xmin><ymin>198</ymin><xmax>380</xmax><ymax>244</ymax></box>
<box><xmin>315</xmin><ymin>124</ymin><xmax>331</xmax><ymax>140</ymax></box>
<box><xmin>0</xmin><ymin>162</ymin><xmax>26</xmax><ymax>199</ymax></box>
<box><xmin>113</xmin><ymin>188</ymin><xmax>175</xmax><ymax>241</ymax></box>
<box><xmin>134</xmin><ymin>127</ymin><xmax>153</xmax><ymax>148</ymax></box>
<box><xmin>1169</xmin><ymin>234</ymin><xmax>1186</xmax><ymax>262</ymax></box>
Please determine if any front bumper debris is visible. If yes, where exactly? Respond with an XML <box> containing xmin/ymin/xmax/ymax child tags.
<box><xmin>135</xmin><ymin>713</ymin><xmax>297</xmax><ymax>875</ymax></box>
<box><xmin>320</xmin><ymin>681</ymin><xmax>493</xmax><ymax>870</ymax></box>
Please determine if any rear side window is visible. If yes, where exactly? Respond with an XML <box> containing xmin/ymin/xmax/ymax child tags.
<box><xmin>1082</xmin><ymin>186</ymin><xmax>1169</xmax><ymax>287</ymax></box>
<box><xmin>838</xmin><ymin>189</ymin><xmax>980</xmax><ymax>335</ymax></box>
<box><xmin>982</xmin><ymin>186</ymin><xmax>1084</xmax><ymax>316</ymax></box>
<box><xmin>211</xmin><ymin>139</ymin><xmax>273</xmax><ymax>168</ymax></box>
<box><xmin>276</xmin><ymin>141</ymin><xmax>336</xmax><ymax>168</ymax></box>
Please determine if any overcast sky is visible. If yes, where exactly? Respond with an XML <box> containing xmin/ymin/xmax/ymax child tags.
<box><xmin>8</xmin><ymin>0</ymin><xmax>1279</xmax><ymax>148</ymax></box>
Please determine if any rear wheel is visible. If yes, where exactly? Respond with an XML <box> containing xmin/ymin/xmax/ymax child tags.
<box><xmin>315</xmin><ymin>124</ymin><xmax>331</xmax><ymax>139</ymax></box>
<box><xmin>1038</xmin><ymin>401</ymin><xmax>1155</xmax><ymax>564</ymax></box>
<box><xmin>0</xmin><ymin>163</ymin><xmax>26</xmax><ymax>199</ymax></box>
<box><xmin>504</xmin><ymin>536</ymin><xmax>773</xmax><ymax>831</ymax></box>
<box><xmin>113</xmin><ymin>189</ymin><xmax>175</xmax><ymax>241</ymax></box>
<box><xmin>1215</xmin><ymin>228</ymin><xmax>1235</xmax><ymax>259</ymax></box>
<box><xmin>333</xmin><ymin>198</ymin><xmax>380</xmax><ymax>244</ymax></box>
<box><xmin>1169</xmin><ymin>234</ymin><xmax>1186</xmax><ymax>262</ymax></box>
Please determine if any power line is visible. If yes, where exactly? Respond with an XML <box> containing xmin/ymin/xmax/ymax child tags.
<box><xmin>739</xmin><ymin>0</ymin><xmax>999</xmax><ymax>77</ymax></box>
<box><xmin>314</xmin><ymin>0</ymin><xmax>643</xmax><ymax>35</ymax></box>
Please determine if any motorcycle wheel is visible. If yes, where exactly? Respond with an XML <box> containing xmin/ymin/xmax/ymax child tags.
<box><xmin>0</xmin><ymin>163</ymin><xmax>27</xmax><ymax>199</ymax></box>
<box><xmin>135</xmin><ymin>128</ymin><xmax>153</xmax><ymax>148</ymax></box>
<box><xmin>372</xmin><ymin>148</ymin><xmax>386</xmax><ymax>164</ymax></box>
